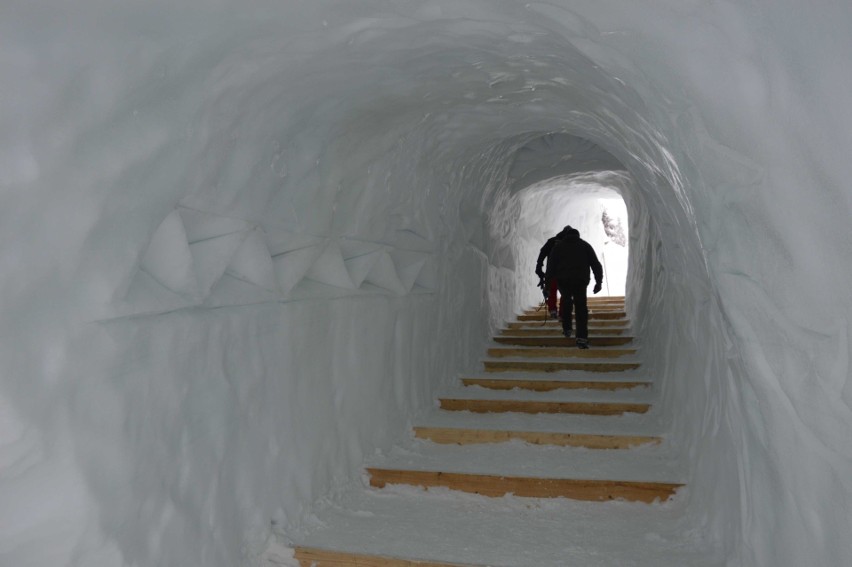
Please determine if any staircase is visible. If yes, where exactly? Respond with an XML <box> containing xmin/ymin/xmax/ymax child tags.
<box><xmin>287</xmin><ymin>296</ymin><xmax>711</xmax><ymax>566</ymax></box>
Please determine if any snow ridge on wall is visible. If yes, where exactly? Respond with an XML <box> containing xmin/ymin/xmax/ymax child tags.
<box><xmin>121</xmin><ymin>205</ymin><xmax>436</xmax><ymax>318</ymax></box>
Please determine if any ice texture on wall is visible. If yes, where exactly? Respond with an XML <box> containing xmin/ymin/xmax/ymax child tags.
<box><xmin>1</xmin><ymin>1</ymin><xmax>851</xmax><ymax>566</ymax></box>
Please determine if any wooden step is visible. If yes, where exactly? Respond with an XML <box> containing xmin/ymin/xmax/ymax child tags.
<box><xmin>484</xmin><ymin>360</ymin><xmax>641</xmax><ymax>373</ymax></box>
<box><xmin>494</xmin><ymin>336</ymin><xmax>633</xmax><ymax>347</ymax></box>
<box><xmin>524</xmin><ymin>306</ymin><xmax>624</xmax><ymax>315</ymax></box>
<box><xmin>460</xmin><ymin>377</ymin><xmax>650</xmax><ymax>391</ymax></box>
<box><xmin>294</xmin><ymin>547</ymin><xmax>472</xmax><ymax>567</ymax></box>
<box><xmin>367</xmin><ymin>469</ymin><xmax>681</xmax><ymax>503</ymax></box>
<box><xmin>517</xmin><ymin>312</ymin><xmax>625</xmax><ymax>321</ymax></box>
<box><xmin>487</xmin><ymin>347</ymin><xmax>635</xmax><ymax>359</ymax></box>
<box><xmin>438</xmin><ymin>398</ymin><xmax>650</xmax><ymax>415</ymax></box>
<box><xmin>413</xmin><ymin>426</ymin><xmax>661</xmax><ymax>449</ymax></box>
<box><xmin>506</xmin><ymin>320</ymin><xmax>628</xmax><ymax>329</ymax></box>
<box><xmin>528</xmin><ymin>300</ymin><xmax>623</xmax><ymax>307</ymax></box>
<box><xmin>500</xmin><ymin>327</ymin><xmax>627</xmax><ymax>336</ymax></box>
<box><xmin>528</xmin><ymin>302</ymin><xmax>625</xmax><ymax>311</ymax></box>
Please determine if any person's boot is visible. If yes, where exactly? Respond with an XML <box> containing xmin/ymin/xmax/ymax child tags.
<box><xmin>576</xmin><ymin>338</ymin><xmax>589</xmax><ymax>349</ymax></box>
<box><xmin>563</xmin><ymin>328</ymin><xmax>572</xmax><ymax>338</ymax></box>
<box><xmin>549</xmin><ymin>309</ymin><xmax>558</xmax><ymax>319</ymax></box>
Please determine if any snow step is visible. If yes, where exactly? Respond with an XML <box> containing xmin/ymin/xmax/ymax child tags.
<box><xmin>366</xmin><ymin>469</ymin><xmax>681</xmax><ymax>502</ymax></box>
<box><xmin>506</xmin><ymin>320</ymin><xmax>628</xmax><ymax>329</ymax></box>
<box><xmin>288</xmin><ymin>481</ymin><xmax>717</xmax><ymax>566</ymax></box>
<box><xmin>413</xmin><ymin>426</ymin><xmax>661</xmax><ymax>449</ymax></box>
<box><xmin>294</xmin><ymin>547</ymin><xmax>474</xmax><ymax>567</ymax></box>
<box><xmin>494</xmin><ymin>335</ymin><xmax>633</xmax><ymax>346</ymax></box>
<box><xmin>517</xmin><ymin>312</ymin><xmax>625</xmax><ymax>321</ymax></box>
<box><xmin>438</xmin><ymin>398</ymin><xmax>650</xmax><ymax>415</ymax></box>
<box><xmin>500</xmin><ymin>327</ymin><xmax>628</xmax><ymax>336</ymax></box>
<box><xmin>484</xmin><ymin>360</ymin><xmax>641</xmax><ymax>373</ymax></box>
<box><xmin>460</xmin><ymin>377</ymin><xmax>650</xmax><ymax>391</ymax></box>
<box><xmin>487</xmin><ymin>347</ymin><xmax>636</xmax><ymax>359</ymax></box>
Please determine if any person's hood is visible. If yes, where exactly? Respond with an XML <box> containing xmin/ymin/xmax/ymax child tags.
<box><xmin>556</xmin><ymin>225</ymin><xmax>573</xmax><ymax>239</ymax></box>
<box><xmin>563</xmin><ymin>228</ymin><xmax>581</xmax><ymax>241</ymax></box>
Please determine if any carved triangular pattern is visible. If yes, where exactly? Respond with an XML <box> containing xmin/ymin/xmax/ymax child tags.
<box><xmin>304</xmin><ymin>241</ymin><xmax>355</xmax><ymax>289</ymax></box>
<box><xmin>139</xmin><ymin>209</ymin><xmax>198</xmax><ymax>297</ymax></box>
<box><xmin>121</xmin><ymin>210</ymin><xmax>435</xmax><ymax>316</ymax></box>
<box><xmin>390</xmin><ymin>250</ymin><xmax>429</xmax><ymax>293</ymax></box>
<box><xmin>364</xmin><ymin>250</ymin><xmax>407</xmax><ymax>295</ymax></box>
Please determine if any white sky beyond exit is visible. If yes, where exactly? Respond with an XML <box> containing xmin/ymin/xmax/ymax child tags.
<box><xmin>513</xmin><ymin>172</ymin><xmax>630</xmax><ymax>307</ymax></box>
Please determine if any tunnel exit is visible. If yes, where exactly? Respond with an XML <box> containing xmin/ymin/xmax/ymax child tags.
<box><xmin>512</xmin><ymin>171</ymin><xmax>631</xmax><ymax>310</ymax></box>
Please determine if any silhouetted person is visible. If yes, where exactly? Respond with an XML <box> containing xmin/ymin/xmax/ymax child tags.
<box><xmin>535</xmin><ymin>226</ymin><xmax>572</xmax><ymax>318</ymax></box>
<box><xmin>545</xmin><ymin>228</ymin><xmax>603</xmax><ymax>349</ymax></box>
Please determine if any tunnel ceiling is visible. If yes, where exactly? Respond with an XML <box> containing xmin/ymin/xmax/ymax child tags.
<box><xmin>508</xmin><ymin>134</ymin><xmax>628</xmax><ymax>192</ymax></box>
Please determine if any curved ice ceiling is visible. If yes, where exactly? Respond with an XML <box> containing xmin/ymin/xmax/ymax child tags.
<box><xmin>508</xmin><ymin>133</ymin><xmax>627</xmax><ymax>191</ymax></box>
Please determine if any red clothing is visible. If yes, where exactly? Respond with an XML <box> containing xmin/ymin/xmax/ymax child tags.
<box><xmin>546</xmin><ymin>279</ymin><xmax>559</xmax><ymax>313</ymax></box>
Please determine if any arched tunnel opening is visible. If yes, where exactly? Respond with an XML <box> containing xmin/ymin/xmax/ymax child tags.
<box><xmin>2</xmin><ymin>2</ymin><xmax>851</xmax><ymax>566</ymax></box>
<box><xmin>502</xmin><ymin>134</ymin><xmax>632</xmax><ymax>304</ymax></box>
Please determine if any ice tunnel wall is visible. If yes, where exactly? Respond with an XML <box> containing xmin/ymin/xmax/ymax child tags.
<box><xmin>2</xmin><ymin>1</ymin><xmax>852</xmax><ymax>566</ymax></box>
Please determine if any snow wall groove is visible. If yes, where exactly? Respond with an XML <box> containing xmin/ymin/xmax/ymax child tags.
<box><xmin>1</xmin><ymin>1</ymin><xmax>851</xmax><ymax>566</ymax></box>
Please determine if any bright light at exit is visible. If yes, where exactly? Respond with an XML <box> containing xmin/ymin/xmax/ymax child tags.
<box><xmin>513</xmin><ymin>174</ymin><xmax>630</xmax><ymax>309</ymax></box>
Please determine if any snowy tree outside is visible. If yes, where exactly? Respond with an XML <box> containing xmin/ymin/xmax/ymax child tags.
<box><xmin>602</xmin><ymin>207</ymin><xmax>627</xmax><ymax>247</ymax></box>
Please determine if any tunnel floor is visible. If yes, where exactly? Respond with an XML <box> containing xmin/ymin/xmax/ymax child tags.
<box><xmin>283</xmin><ymin>297</ymin><xmax>723</xmax><ymax>566</ymax></box>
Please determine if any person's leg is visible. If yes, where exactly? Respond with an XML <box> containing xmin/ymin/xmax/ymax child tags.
<box><xmin>573</xmin><ymin>281</ymin><xmax>589</xmax><ymax>343</ymax></box>
<box><xmin>546</xmin><ymin>279</ymin><xmax>558</xmax><ymax>316</ymax></box>
<box><xmin>557</xmin><ymin>280</ymin><xmax>574</xmax><ymax>336</ymax></box>
<box><xmin>564</xmin><ymin>290</ymin><xmax>574</xmax><ymax>332</ymax></box>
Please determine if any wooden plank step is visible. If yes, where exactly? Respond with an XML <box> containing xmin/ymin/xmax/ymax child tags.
<box><xmin>367</xmin><ymin>469</ymin><xmax>681</xmax><ymax>503</ymax></box>
<box><xmin>525</xmin><ymin>304</ymin><xmax>624</xmax><ymax>311</ymax></box>
<box><xmin>524</xmin><ymin>306</ymin><xmax>624</xmax><ymax>314</ymax></box>
<box><xmin>522</xmin><ymin>310</ymin><xmax>624</xmax><ymax>317</ymax></box>
<box><xmin>413</xmin><ymin>426</ymin><xmax>661</xmax><ymax>449</ymax></box>
<box><xmin>460</xmin><ymin>377</ymin><xmax>650</xmax><ymax>391</ymax></box>
<box><xmin>294</xmin><ymin>547</ymin><xmax>473</xmax><ymax>567</ymax></box>
<box><xmin>528</xmin><ymin>300</ymin><xmax>623</xmax><ymax>307</ymax></box>
<box><xmin>500</xmin><ymin>327</ymin><xmax>627</xmax><ymax>336</ymax></box>
<box><xmin>517</xmin><ymin>312</ymin><xmax>625</xmax><ymax>321</ymax></box>
<box><xmin>438</xmin><ymin>398</ymin><xmax>650</xmax><ymax>415</ymax></box>
<box><xmin>484</xmin><ymin>360</ymin><xmax>641</xmax><ymax>373</ymax></box>
<box><xmin>487</xmin><ymin>347</ymin><xmax>635</xmax><ymax>359</ymax></box>
<box><xmin>494</xmin><ymin>336</ymin><xmax>633</xmax><ymax>346</ymax></box>
<box><xmin>506</xmin><ymin>320</ymin><xmax>628</xmax><ymax>329</ymax></box>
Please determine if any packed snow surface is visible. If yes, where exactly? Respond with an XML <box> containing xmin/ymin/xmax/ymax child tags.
<box><xmin>288</xmin><ymin>486</ymin><xmax>722</xmax><ymax>567</ymax></box>
<box><xmin>2</xmin><ymin>1</ymin><xmax>852</xmax><ymax>566</ymax></box>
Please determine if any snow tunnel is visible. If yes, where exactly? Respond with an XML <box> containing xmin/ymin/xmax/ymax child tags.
<box><xmin>2</xmin><ymin>1</ymin><xmax>851</xmax><ymax>566</ymax></box>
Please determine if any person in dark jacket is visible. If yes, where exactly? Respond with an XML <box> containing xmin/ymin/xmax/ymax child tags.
<box><xmin>535</xmin><ymin>226</ymin><xmax>572</xmax><ymax>318</ymax></box>
<box><xmin>545</xmin><ymin>228</ymin><xmax>603</xmax><ymax>349</ymax></box>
